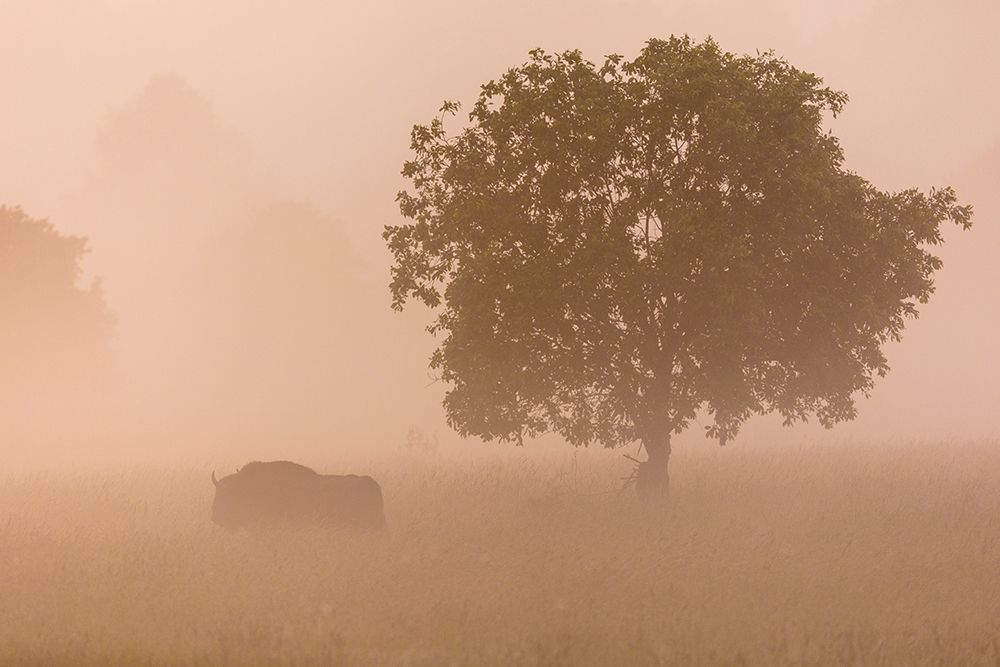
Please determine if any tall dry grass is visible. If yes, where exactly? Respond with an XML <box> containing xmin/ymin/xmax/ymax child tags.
<box><xmin>1</xmin><ymin>440</ymin><xmax>999</xmax><ymax>665</ymax></box>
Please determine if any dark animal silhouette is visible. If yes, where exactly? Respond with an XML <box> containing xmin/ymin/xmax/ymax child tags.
<box><xmin>211</xmin><ymin>461</ymin><xmax>386</xmax><ymax>530</ymax></box>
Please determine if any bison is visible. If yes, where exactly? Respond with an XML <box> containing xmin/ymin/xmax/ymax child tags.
<box><xmin>211</xmin><ymin>460</ymin><xmax>386</xmax><ymax>530</ymax></box>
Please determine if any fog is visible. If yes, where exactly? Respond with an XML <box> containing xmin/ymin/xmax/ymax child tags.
<box><xmin>2</xmin><ymin>0</ymin><xmax>997</xmax><ymax>466</ymax></box>
<box><xmin>4</xmin><ymin>3</ymin><xmax>1000</xmax><ymax>664</ymax></box>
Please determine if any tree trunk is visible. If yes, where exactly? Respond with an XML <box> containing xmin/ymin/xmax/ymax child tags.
<box><xmin>636</xmin><ymin>434</ymin><xmax>671</xmax><ymax>501</ymax></box>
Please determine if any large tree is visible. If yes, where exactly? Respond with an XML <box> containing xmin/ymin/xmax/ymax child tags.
<box><xmin>385</xmin><ymin>37</ymin><xmax>972</xmax><ymax>497</ymax></box>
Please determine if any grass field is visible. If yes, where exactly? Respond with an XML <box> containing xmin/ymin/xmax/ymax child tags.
<box><xmin>2</xmin><ymin>440</ymin><xmax>999</xmax><ymax>665</ymax></box>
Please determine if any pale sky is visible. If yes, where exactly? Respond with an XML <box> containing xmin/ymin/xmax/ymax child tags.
<box><xmin>1</xmin><ymin>0</ymin><xmax>997</xmax><ymax>459</ymax></box>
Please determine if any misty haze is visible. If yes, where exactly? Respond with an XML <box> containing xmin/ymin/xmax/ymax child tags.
<box><xmin>2</xmin><ymin>1</ymin><xmax>998</xmax><ymax>665</ymax></box>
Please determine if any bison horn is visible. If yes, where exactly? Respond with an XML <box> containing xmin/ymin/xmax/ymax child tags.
<box><xmin>211</xmin><ymin>471</ymin><xmax>219</xmax><ymax>487</ymax></box>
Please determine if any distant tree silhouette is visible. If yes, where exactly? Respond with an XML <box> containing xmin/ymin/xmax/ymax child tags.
<box><xmin>0</xmin><ymin>206</ymin><xmax>115</xmax><ymax>394</ymax></box>
<box><xmin>187</xmin><ymin>202</ymin><xmax>371</xmax><ymax>438</ymax></box>
<box><xmin>87</xmin><ymin>72</ymin><xmax>264</xmax><ymax>261</ymax></box>
<box><xmin>76</xmin><ymin>73</ymin><xmax>265</xmax><ymax>424</ymax></box>
<box><xmin>95</xmin><ymin>72</ymin><xmax>258</xmax><ymax>210</ymax></box>
<box><xmin>386</xmin><ymin>37</ymin><xmax>973</xmax><ymax>498</ymax></box>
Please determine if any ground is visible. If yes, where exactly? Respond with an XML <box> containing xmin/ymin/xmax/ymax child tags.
<box><xmin>1</xmin><ymin>440</ymin><xmax>998</xmax><ymax>665</ymax></box>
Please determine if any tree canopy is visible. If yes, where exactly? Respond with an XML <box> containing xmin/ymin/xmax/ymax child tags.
<box><xmin>385</xmin><ymin>36</ymin><xmax>971</xmax><ymax>487</ymax></box>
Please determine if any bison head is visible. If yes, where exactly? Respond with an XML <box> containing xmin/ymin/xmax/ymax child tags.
<box><xmin>210</xmin><ymin>461</ymin><xmax>322</xmax><ymax>529</ymax></box>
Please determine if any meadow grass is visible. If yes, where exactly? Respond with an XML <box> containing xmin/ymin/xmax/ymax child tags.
<box><xmin>1</xmin><ymin>440</ymin><xmax>999</xmax><ymax>665</ymax></box>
